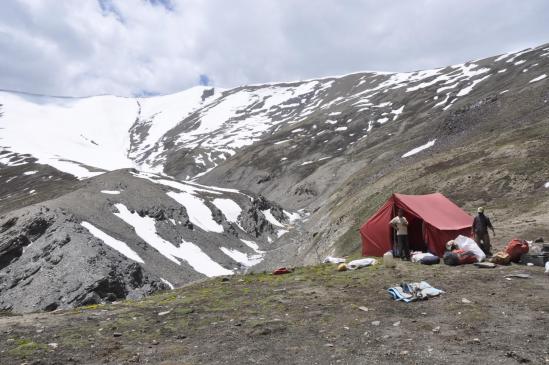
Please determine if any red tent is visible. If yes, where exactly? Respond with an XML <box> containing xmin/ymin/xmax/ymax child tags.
<box><xmin>360</xmin><ymin>193</ymin><xmax>473</xmax><ymax>257</ymax></box>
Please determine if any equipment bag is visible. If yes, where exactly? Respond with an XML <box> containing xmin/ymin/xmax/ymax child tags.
<box><xmin>505</xmin><ymin>239</ymin><xmax>529</xmax><ymax>263</ymax></box>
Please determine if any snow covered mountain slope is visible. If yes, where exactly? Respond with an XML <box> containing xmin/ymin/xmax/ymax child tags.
<box><xmin>0</xmin><ymin>86</ymin><xmax>221</xmax><ymax>178</ymax></box>
<box><xmin>1</xmin><ymin>43</ymin><xmax>548</xmax><ymax>313</ymax></box>
<box><xmin>2</xmin><ymin>44</ymin><xmax>547</xmax><ymax>181</ymax></box>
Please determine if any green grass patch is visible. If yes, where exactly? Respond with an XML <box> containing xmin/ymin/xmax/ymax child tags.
<box><xmin>8</xmin><ymin>338</ymin><xmax>49</xmax><ymax>358</ymax></box>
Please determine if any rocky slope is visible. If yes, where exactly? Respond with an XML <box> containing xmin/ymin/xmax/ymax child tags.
<box><xmin>1</xmin><ymin>43</ymin><xmax>548</xmax><ymax>313</ymax></box>
<box><xmin>0</xmin><ymin>169</ymin><xmax>296</xmax><ymax>312</ymax></box>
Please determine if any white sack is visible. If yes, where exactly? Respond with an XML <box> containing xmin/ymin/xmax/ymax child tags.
<box><xmin>454</xmin><ymin>235</ymin><xmax>486</xmax><ymax>262</ymax></box>
<box><xmin>348</xmin><ymin>258</ymin><xmax>377</xmax><ymax>270</ymax></box>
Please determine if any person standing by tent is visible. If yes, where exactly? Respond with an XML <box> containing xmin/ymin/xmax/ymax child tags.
<box><xmin>390</xmin><ymin>209</ymin><xmax>410</xmax><ymax>260</ymax></box>
<box><xmin>472</xmin><ymin>207</ymin><xmax>495</xmax><ymax>256</ymax></box>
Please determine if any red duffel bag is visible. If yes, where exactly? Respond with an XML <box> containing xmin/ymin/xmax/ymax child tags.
<box><xmin>505</xmin><ymin>239</ymin><xmax>529</xmax><ymax>263</ymax></box>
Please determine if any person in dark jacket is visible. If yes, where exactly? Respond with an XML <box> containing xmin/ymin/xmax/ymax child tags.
<box><xmin>472</xmin><ymin>207</ymin><xmax>495</xmax><ymax>256</ymax></box>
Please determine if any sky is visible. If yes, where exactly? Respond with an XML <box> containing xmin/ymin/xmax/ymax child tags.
<box><xmin>1</xmin><ymin>0</ymin><xmax>549</xmax><ymax>97</ymax></box>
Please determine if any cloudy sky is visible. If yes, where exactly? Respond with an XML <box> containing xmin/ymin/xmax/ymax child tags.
<box><xmin>1</xmin><ymin>0</ymin><xmax>549</xmax><ymax>97</ymax></box>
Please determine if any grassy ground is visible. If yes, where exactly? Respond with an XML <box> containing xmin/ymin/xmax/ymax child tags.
<box><xmin>1</xmin><ymin>260</ymin><xmax>547</xmax><ymax>364</ymax></box>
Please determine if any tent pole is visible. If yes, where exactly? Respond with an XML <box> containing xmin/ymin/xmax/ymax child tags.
<box><xmin>392</xmin><ymin>204</ymin><xmax>397</xmax><ymax>256</ymax></box>
<box><xmin>422</xmin><ymin>221</ymin><xmax>425</xmax><ymax>253</ymax></box>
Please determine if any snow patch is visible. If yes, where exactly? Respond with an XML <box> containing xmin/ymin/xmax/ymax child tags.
<box><xmin>390</xmin><ymin>106</ymin><xmax>404</xmax><ymax>121</ymax></box>
<box><xmin>212</xmin><ymin>198</ymin><xmax>242</xmax><ymax>223</ymax></box>
<box><xmin>434</xmin><ymin>94</ymin><xmax>451</xmax><ymax>108</ymax></box>
<box><xmin>167</xmin><ymin>192</ymin><xmax>224</xmax><ymax>233</ymax></box>
<box><xmin>81</xmin><ymin>221</ymin><xmax>144</xmax><ymax>264</ymax></box>
<box><xmin>506</xmin><ymin>49</ymin><xmax>533</xmax><ymax>63</ymax></box>
<box><xmin>494</xmin><ymin>53</ymin><xmax>510</xmax><ymax>62</ymax></box>
<box><xmin>402</xmin><ymin>139</ymin><xmax>436</xmax><ymax>158</ymax></box>
<box><xmin>220</xmin><ymin>247</ymin><xmax>263</xmax><ymax>267</ymax></box>
<box><xmin>262</xmin><ymin>209</ymin><xmax>285</xmax><ymax>227</ymax></box>
<box><xmin>529</xmin><ymin>74</ymin><xmax>547</xmax><ymax>83</ymax></box>
<box><xmin>101</xmin><ymin>190</ymin><xmax>121</xmax><ymax>195</ymax></box>
<box><xmin>113</xmin><ymin>204</ymin><xmax>232</xmax><ymax>276</ymax></box>
<box><xmin>160</xmin><ymin>278</ymin><xmax>175</xmax><ymax>290</ymax></box>
<box><xmin>284</xmin><ymin>210</ymin><xmax>301</xmax><ymax>223</ymax></box>
<box><xmin>240</xmin><ymin>239</ymin><xmax>262</xmax><ymax>252</ymax></box>
<box><xmin>456</xmin><ymin>75</ymin><xmax>491</xmax><ymax>97</ymax></box>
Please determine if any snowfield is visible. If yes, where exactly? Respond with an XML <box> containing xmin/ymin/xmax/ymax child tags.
<box><xmin>0</xmin><ymin>92</ymin><xmax>137</xmax><ymax>178</ymax></box>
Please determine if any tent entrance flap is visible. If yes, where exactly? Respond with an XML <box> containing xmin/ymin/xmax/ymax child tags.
<box><xmin>408</xmin><ymin>218</ymin><xmax>427</xmax><ymax>252</ymax></box>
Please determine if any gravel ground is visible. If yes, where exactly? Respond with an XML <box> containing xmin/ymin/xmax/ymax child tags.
<box><xmin>0</xmin><ymin>260</ymin><xmax>547</xmax><ymax>365</ymax></box>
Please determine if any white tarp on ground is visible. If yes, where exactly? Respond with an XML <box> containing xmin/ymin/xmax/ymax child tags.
<box><xmin>323</xmin><ymin>256</ymin><xmax>346</xmax><ymax>264</ymax></box>
<box><xmin>454</xmin><ymin>235</ymin><xmax>486</xmax><ymax>262</ymax></box>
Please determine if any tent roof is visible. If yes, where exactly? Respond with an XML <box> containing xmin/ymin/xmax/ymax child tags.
<box><xmin>394</xmin><ymin>193</ymin><xmax>472</xmax><ymax>230</ymax></box>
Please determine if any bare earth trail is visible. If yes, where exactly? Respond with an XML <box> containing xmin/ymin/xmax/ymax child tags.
<box><xmin>0</xmin><ymin>261</ymin><xmax>547</xmax><ymax>365</ymax></box>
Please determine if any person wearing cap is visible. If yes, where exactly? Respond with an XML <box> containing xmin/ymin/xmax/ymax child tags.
<box><xmin>390</xmin><ymin>208</ymin><xmax>410</xmax><ymax>260</ymax></box>
<box><xmin>472</xmin><ymin>207</ymin><xmax>495</xmax><ymax>256</ymax></box>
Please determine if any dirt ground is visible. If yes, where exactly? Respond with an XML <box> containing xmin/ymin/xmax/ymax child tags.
<box><xmin>0</xmin><ymin>258</ymin><xmax>548</xmax><ymax>365</ymax></box>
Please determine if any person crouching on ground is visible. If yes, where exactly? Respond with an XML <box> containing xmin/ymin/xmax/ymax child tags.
<box><xmin>390</xmin><ymin>209</ymin><xmax>410</xmax><ymax>260</ymax></box>
<box><xmin>472</xmin><ymin>207</ymin><xmax>495</xmax><ymax>256</ymax></box>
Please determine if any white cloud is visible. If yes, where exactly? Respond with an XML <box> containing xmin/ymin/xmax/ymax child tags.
<box><xmin>0</xmin><ymin>0</ymin><xmax>548</xmax><ymax>97</ymax></box>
